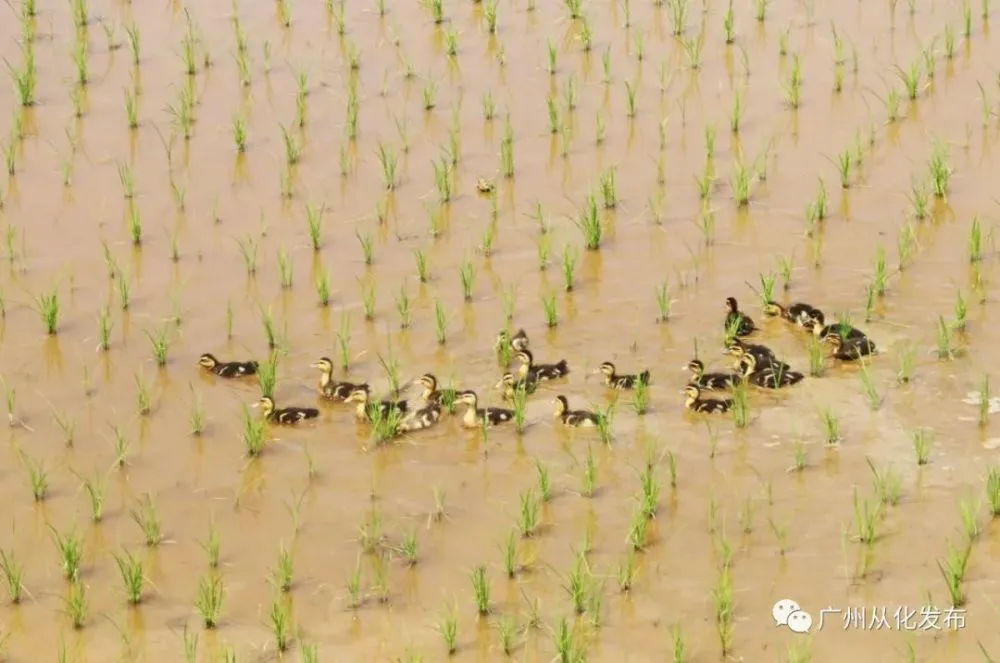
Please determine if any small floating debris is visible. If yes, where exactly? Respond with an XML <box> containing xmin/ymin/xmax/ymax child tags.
<box><xmin>961</xmin><ymin>391</ymin><xmax>1000</xmax><ymax>415</ymax></box>
<box><xmin>984</xmin><ymin>438</ymin><xmax>1000</xmax><ymax>450</ymax></box>
<box><xmin>475</xmin><ymin>177</ymin><xmax>495</xmax><ymax>193</ymax></box>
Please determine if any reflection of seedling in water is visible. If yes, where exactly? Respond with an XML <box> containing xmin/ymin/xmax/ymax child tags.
<box><xmin>64</xmin><ymin>578</ymin><xmax>88</xmax><ymax>628</ymax></box>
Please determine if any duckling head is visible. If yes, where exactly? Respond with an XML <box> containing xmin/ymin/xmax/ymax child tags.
<box><xmin>515</xmin><ymin>349</ymin><xmax>534</xmax><ymax>365</ymax></box>
<box><xmin>825</xmin><ymin>331</ymin><xmax>843</xmax><ymax>349</ymax></box>
<box><xmin>495</xmin><ymin>373</ymin><xmax>515</xmax><ymax>389</ymax></box>
<box><xmin>417</xmin><ymin>373</ymin><xmax>438</xmax><ymax>390</ymax></box>
<box><xmin>685</xmin><ymin>359</ymin><xmax>705</xmax><ymax>374</ymax></box>
<box><xmin>682</xmin><ymin>384</ymin><xmax>701</xmax><ymax>403</ymax></box>
<box><xmin>725</xmin><ymin>296</ymin><xmax>739</xmax><ymax>313</ymax></box>
<box><xmin>198</xmin><ymin>353</ymin><xmax>218</xmax><ymax>369</ymax></box>
<box><xmin>553</xmin><ymin>395</ymin><xmax>569</xmax><ymax>417</ymax></box>
<box><xmin>737</xmin><ymin>354</ymin><xmax>757</xmax><ymax>376</ymax></box>
<box><xmin>310</xmin><ymin>356</ymin><xmax>334</xmax><ymax>371</ymax></box>
<box><xmin>494</xmin><ymin>330</ymin><xmax>509</xmax><ymax>350</ymax></box>
<box><xmin>510</xmin><ymin>329</ymin><xmax>530</xmax><ymax>351</ymax></box>
<box><xmin>762</xmin><ymin>301</ymin><xmax>784</xmax><ymax>317</ymax></box>
<box><xmin>344</xmin><ymin>388</ymin><xmax>369</xmax><ymax>404</ymax></box>
<box><xmin>723</xmin><ymin>340</ymin><xmax>747</xmax><ymax>358</ymax></box>
<box><xmin>598</xmin><ymin>362</ymin><xmax>616</xmax><ymax>377</ymax></box>
<box><xmin>454</xmin><ymin>390</ymin><xmax>477</xmax><ymax>406</ymax></box>
<box><xmin>255</xmin><ymin>396</ymin><xmax>275</xmax><ymax>415</ymax></box>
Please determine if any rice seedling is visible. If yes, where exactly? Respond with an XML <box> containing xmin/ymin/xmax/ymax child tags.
<box><xmin>112</xmin><ymin>425</ymin><xmax>130</xmax><ymax>468</ymax></box>
<box><xmin>929</xmin><ymin>141</ymin><xmax>952</xmax><ymax>198</ymax></box>
<box><xmin>953</xmin><ymin>289</ymin><xmax>969</xmax><ymax>332</ymax></box>
<box><xmin>986</xmin><ymin>467</ymin><xmax>1000</xmax><ymax>516</ymax></box>
<box><xmin>51</xmin><ymin>526</ymin><xmax>84</xmax><ymax>580</ymax></box>
<box><xmin>976</xmin><ymin>374</ymin><xmax>992</xmax><ymax>427</ymax></box>
<box><xmin>576</xmin><ymin>194</ymin><xmax>603</xmax><ymax>250</ymax></box>
<box><xmin>459</xmin><ymin>260</ymin><xmax>476</xmax><ymax>301</ymax></box>
<box><xmin>627</xmin><ymin>507</ymin><xmax>649</xmax><ymax>551</ymax></box>
<box><xmin>436</xmin><ymin>601</ymin><xmax>459</xmax><ymax>654</ymax></box>
<box><xmin>494</xmin><ymin>614</ymin><xmax>517</xmax><ymax>655</ymax></box>
<box><xmin>280</xmin><ymin>125</ymin><xmax>301</xmax><ymax>165</ymax></box>
<box><xmin>34</xmin><ymin>287</ymin><xmax>59</xmax><ymax>335</ymax></box>
<box><xmin>562</xmin><ymin>552</ymin><xmax>591</xmax><ymax>614</ymax></box>
<box><xmin>133</xmin><ymin>371</ymin><xmax>152</xmax><ymax>415</ymax></box>
<box><xmin>866</xmin><ymin>458</ymin><xmax>902</xmax><ymax>506</ymax></box>
<box><xmin>852</xmin><ymin>487</ymin><xmax>881</xmax><ymax>543</ymax></box>
<box><xmin>517</xmin><ymin>488</ymin><xmax>540</xmax><ymax>537</ymax></box>
<box><xmin>857</xmin><ymin>359</ymin><xmax>882</xmax><ymax>409</ymax></box>
<box><xmin>730</xmin><ymin>381</ymin><xmax>751</xmax><ymax>428</ymax></box>
<box><xmin>194</xmin><ymin>573</ymin><xmax>224</xmax><ymax>628</ymax></box>
<box><xmin>112</xmin><ymin>549</ymin><xmax>145</xmax><ymax>605</ymax></box>
<box><xmin>781</xmin><ymin>54</ymin><xmax>803</xmax><ymax>108</ymax></box>
<box><xmin>599</xmin><ymin>166</ymin><xmax>618</xmax><ymax>208</ymax></box>
<box><xmin>969</xmin><ymin>216</ymin><xmax>984</xmax><ymax>263</ymax></box>
<box><xmin>470</xmin><ymin>564</ymin><xmax>491</xmax><ymax>615</ymax></box>
<box><xmin>539</xmin><ymin>294</ymin><xmax>559</xmax><ymax>327</ymax></box>
<box><xmin>561</xmin><ymin>245</ymin><xmax>579</xmax><ymax>292</ymax></box>
<box><xmin>422</xmin><ymin>80</ymin><xmax>438</xmax><ymax>110</ymax></box>
<box><xmin>712</xmin><ymin>567</ymin><xmax>735</xmax><ymax>656</ymax></box>
<box><xmin>960</xmin><ymin>495</ymin><xmax>982</xmax><ymax>539</ymax></box>
<box><xmin>71</xmin><ymin>37</ymin><xmax>89</xmax><ymax>86</ymax></box>
<box><xmin>655</xmin><ymin>280</ymin><xmax>673</xmax><ymax>322</ymax></box>
<box><xmin>146</xmin><ymin>323</ymin><xmax>172</xmax><ymax>367</ymax></box>
<box><xmin>819</xmin><ymin>408</ymin><xmax>841</xmax><ymax>444</ymax></box>
<box><xmin>124</xmin><ymin>84</ymin><xmax>139</xmax><ymax>129</ymax></box>
<box><xmin>241</xmin><ymin>404</ymin><xmax>268</xmax><ymax>457</ymax></box>
<box><xmin>730</xmin><ymin>88</ymin><xmax>743</xmax><ymax>133</ymax></box>
<box><xmin>681</xmin><ymin>32</ymin><xmax>704</xmax><ymax>68</ymax></box>
<box><xmin>357</xmin><ymin>231</ymin><xmax>375</xmax><ymax>265</ymax></box>
<box><xmin>500</xmin><ymin>117</ymin><xmax>515</xmax><ymax>177</ymax></box>
<box><xmin>0</xmin><ymin>549</ymin><xmax>23</xmax><ymax>603</ymax></box>
<box><xmin>937</xmin><ymin>539</ymin><xmax>971</xmax><ymax>607</ymax></box>
<box><xmin>131</xmin><ymin>494</ymin><xmax>163</xmax><ymax>547</ymax></box>
<box><xmin>10</xmin><ymin>46</ymin><xmax>38</xmax><ymax>107</ymax></box>
<box><xmin>730</xmin><ymin>158</ymin><xmax>753</xmax><ymax>206</ymax></box>
<box><xmin>395</xmin><ymin>286</ymin><xmax>412</xmax><ymax>329</ymax></box>
<box><xmin>64</xmin><ymin>578</ymin><xmax>88</xmax><ymax>628</ymax></box>
<box><xmin>936</xmin><ymin>315</ymin><xmax>954</xmax><ymax>359</ymax></box>
<box><xmin>269</xmin><ymin>597</ymin><xmax>292</xmax><ymax>652</ymax></box>
<box><xmin>23</xmin><ymin>454</ymin><xmax>47</xmax><ymax>502</ymax></box>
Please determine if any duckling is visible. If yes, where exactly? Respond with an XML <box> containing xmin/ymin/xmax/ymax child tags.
<box><xmin>724</xmin><ymin>339</ymin><xmax>793</xmax><ymax>374</ymax></box>
<box><xmin>495</xmin><ymin>328</ymin><xmax>530</xmax><ymax>354</ymax></box>
<box><xmin>825</xmin><ymin>331</ymin><xmax>877</xmax><ymax>361</ymax></box>
<box><xmin>737</xmin><ymin>354</ymin><xmax>805</xmax><ymax>389</ymax></box>
<box><xmin>724</xmin><ymin>296</ymin><xmax>757</xmax><ymax>337</ymax></box>
<box><xmin>310</xmin><ymin>357</ymin><xmax>370</xmax><ymax>401</ymax></box>
<box><xmin>806</xmin><ymin>312</ymin><xmax>871</xmax><ymax>343</ymax></box>
<box><xmin>684</xmin><ymin>359</ymin><xmax>741</xmax><ymax>390</ymax></box>
<box><xmin>762</xmin><ymin>301</ymin><xmax>823</xmax><ymax>328</ymax></box>
<box><xmin>455</xmin><ymin>390</ymin><xmax>515</xmax><ymax>428</ymax></box>
<box><xmin>553</xmin><ymin>395</ymin><xmax>601</xmax><ymax>427</ymax></box>
<box><xmin>344</xmin><ymin>388</ymin><xmax>409</xmax><ymax>422</ymax></box>
<box><xmin>516</xmin><ymin>350</ymin><xmax>569</xmax><ymax>382</ymax></box>
<box><xmin>399</xmin><ymin>402</ymin><xmax>443</xmax><ymax>432</ymax></box>
<box><xmin>199</xmin><ymin>353</ymin><xmax>259</xmax><ymax>378</ymax></box>
<box><xmin>255</xmin><ymin>396</ymin><xmax>319</xmax><ymax>424</ymax></box>
<box><xmin>597</xmin><ymin>362</ymin><xmax>651</xmax><ymax>390</ymax></box>
<box><xmin>416</xmin><ymin>373</ymin><xmax>459</xmax><ymax>408</ymax></box>
<box><xmin>682</xmin><ymin>384</ymin><xmax>733</xmax><ymax>414</ymax></box>
<box><xmin>496</xmin><ymin>372</ymin><xmax>538</xmax><ymax>400</ymax></box>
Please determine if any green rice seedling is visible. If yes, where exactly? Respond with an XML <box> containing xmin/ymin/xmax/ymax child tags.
<box><xmin>71</xmin><ymin>37</ymin><xmax>89</xmax><ymax>86</ymax></box>
<box><xmin>303</xmin><ymin>202</ymin><xmax>325</xmax><ymax>250</ymax></box>
<box><xmin>231</xmin><ymin>114</ymin><xmax>247</xmax><ymax>152</ymax></box>
<box><xmin>195</xmin><ymin>573</ymin><xmax>224</xmax><ymax>628</ymax></box>
<box><xmin>422</xmin><ymin>80</ymin><xmax>438</xmax><ymax>110</ymax></box>
<box><xmin>517</xmin><ymin>488</ymin><xmax>540</xmax><ymax>537</ymax></box>
<box><xmin>546</xmin><ymin>95</ymin><xmax>560</xmax><ymax>134</ymax></box>
<box><xmin>436</xmin><ymin>601</ymin><xmax>459</xmax><ymax>654</ymax></box>
<box><xmin>600</xmin><ymin>166</ymin><xmax>618</xmax><ymax>208</ymax></box>
<box><xmin>655</xmin><ymin>281</ymin><xmax>672</xmax><ymax>322</ymax></box>
<box><xmin>617</xmin><ymin>551</ymin><xmax>638</xmax><ymax>592</ymax></box>
<box><xmin>561</xmin><ymin>246</ymin><xmax>579</xmax><ymax>292</ymax></box>
<box><xmin>131</xmin><ymin>494</ymin><xmax>163</xmax><ymax>547</ymax></box>
<box><xmin>852</xmin><ymin>487</ymin><xmax>881</xmax><ymax>543</ymax></box>
<box><xmin>10</xmin><ymin>45</ymin><xmax>38</xmax><ymax>107</ymax></box>
<box><xmin>481</xmin><ymin>91</ymin><xmax>496</xmax><ymax>120</ymax></box>
<box><xmin>937</xmin><ymin>540</ymin><xmax>971</xmax><ymax>606</ymax></box>
<box><xmin>135</xmin><ymin>372</ymin><xmax>152</xmax><ymax>415</ymax></box>
<box><xmin>929</xmin><ymin>142</ymin><xmax>952</xmax><ymax>198</ymax></box>
<box><xmin>819</xmin><ymin>408</ymin><xmax>840</xmax><ymax>444</ymax></box>
<box><xmin>124</xmin><ymin>84</ymin><xmax>139</xmax><ymax>128</ymax></box>
<box><xmin>499</xmin><ymin>530</ymin><xmax>518</xmax><ymax>577</ymax></box>
<box><xmin>0</xmin><ymin>549</ymin><xmax>23</xmax><ymax>603</ymax></box>
<box><xmin>146</xmin><ymin>323</ymin><xmax>172</xmax><ymax>367</ymax></box>
<box><xmin>730</xmin><ymin>88</ymin><xmax>743</xmax><ymax>133</ymax></box>
<box><xmin>269</xmin><ymin>597</ymin><xmax>292</xmax><ymax>652</ymax></box>
<box><xmin>804</xmin><ymin>335</ymin><xmax>824</xmax><ymax>377</ymax></box>
<box><xmin>458</xmin><ymin>260</ymin><xmax>476</xmax><ymax>301</ymax></box>
<box><xmin>395</xmin><ymin>286</ymin><xmax>412</xmax><ymax>329</ymax></box>
<box><xmin>241</xmin><ymin>404</ymin><xmax>268</xmax><ymax>457</ymax></box>
<box><xmin>200</xmin><ymin>518</ymin><xmax>221</xmax><ymax>570</ymax></box>
<box><xmin>577</xmin><ymin>193</ymin><xmax>603</xmax><ymax>249</ymax></box>
<box><xmin>722</xmin><ymin>0</ymin><xmax>736</xmax><ymax>43</ymax></box>
<box><xmin>935</xmin><ymin>315</ymin><xmax>953</xmax><ymax>359</ymax></box>
<box><xmin>23</xmin><ymin>454</ymin><xmax>48</xmax><ymax>502</ymax></box>
<box><xmin>639</xmin><ymin>464</ymin><xmax>660</xmax><ymax>518</ymax></box>
<box><xmin>471</xmin><ymin>565</ymin><xmax>491</xmax><ymax>615</ymax></box>
<box><xmin>301</xmin><ymin>643</ymin><xmax>319</xmax><ymax>663</ymax></box>
<box><xmin>866</xmin><ymin>458</ymin><xmax>902</xmax><ymax>506</ymax></box>
<box><xmin>986</xmin><ymin>467</ymin><xmax>1000</xmax><ymax>516</ymax></box>
<box><xmin>978</xmin><ymin>374</ymin><xmax>991</xmax><ymax>427</ymax></box>
<box><xmin>500</xmin><ymin>118</ymin><xmax>515</xmax><ymax>177</ymax></box>
<box><xmin>112</xmin><ymin>549</ymin><xmax>145</xmax><ymax>604</ymax></box>
<box><xmin>64</xmin><ymin>578</ymin><xmax>88</xmax><ymax>628</ymax></box>
<box><xmin>112</xmin><ymin>425</ymin><xmax>130</xmax><ymax>468</ymax></box>
<box><xmin>537</xmin><ymin>234</ymin><xmax>552</xmax><ymax>270</ymax></box>
<box><xmin>897</xmin><ymin>223</ymin><xmax>918</xmax><ymax>270</ymax></box>
<box><xmin>730</xmin><ymin>381</ymin><xmax>751</xmax><ymax>428</ymax></box>
<box><xmin>730</xmin><ymin>158</ymin><xmax>753</xmax><ymax>206</ymax></box>
<box><xmin>79</xmin><ymin>472</ymin><xmax>106</xmax><ymax>521</ymax></box>
<box><xmin>188</xmin><ymin>390</ymin><xmax>205</xmax><ymax>436</ymax></box>
<box><xmin>432</xmin><ymin>157</ymin><xmax>453</xmax><ymax>203</ymax></box>
<box><xmin>126</xmin><ymin>204</ymin><xmax>144</xmax><ymax>246</ymax></box>
<box><xmin>397</xmin><ymin>528</ymin><xmax>419</xmax><ymax>566</ymax></box>
<box><xmin>681</xmin><ymin>32</ymin><xmax>704</xmax><ymax>68</ymax></box>
<box><xmin>356</xmin><ymin>231</ymin><xmax>375</xmax><ymax>265</ymax></box>
<box><xmin>51</xmin><ymin>526</ymin><xmax>83</xmax><ymax>579</ymax></box>
<box><xmin>270</xmin><ymin>544</ymin><xmax>294</xmax><ymax>592</ymax></box>
<box><xmin>631</xmin><ymin>377</ymin><xmax>650</xmax><ymax>414</ymax></box>
<box><xmin>954</xmin><ymin>290</ymin><xmax>968</xmax><ymax>332</ymax></box>
<box><xmin>912</xmin><ymin>429</ymin><xmax>932</xmax><ymax>465</ymax></box>
<box><xmin>960</xmin><ymin>495</ymin><xmax>982</xmax><ymax>539</ymax></box>
<box><xmin>712</xmin><ymin>567</ymin><xmax>735</xmax><ymax>656</ymax></box>
<box><xmin>414</xmin><ymin>249</ymin><xmax>428</xmax><ymax>283</ymax></box>
<box><xmin>280</xmin><ymin>125</ymin><xmax>301</xmax><ymax>165</ymax></box>
<box><xmin>483</xmin><ymin>0</ymin><xmax>499</xmax><ymax>32</ymax></box>
<box><xmin>969</xmin><ymin>216</ymin><xmax>983</xmax><ymax>263</ymax></box>
<box><xmin>624</xmin><ymin>79</ymin><xmax>638</xmax><ymax>117</ymax></box>
<box><xmin>541</xmin><ymin>294</ymin><xmax>558</xmax><ymax>328</ymax></box>
<box><xmin>34</xmin><ymin>288</ymin><xmax>59</xmax><ymax>335</ymax></box>
<box><xmin>360</xmin><ymin>280</ymin><xmax>377</xmax><ymax>321</ymax></box>
<box><xmin>894</xmin><ymin>342</ymin><xmax>916</xmax><ymax>384</ymax></box>
<box><xmin>858</xmin><ymin>359</ymin><xmax>882</xmax><ymax>409</ymax></box>
<box><xmin>562</xmin><ymin>552</ymin><xmax>591</xmax><ymax>614</ymax></box>
<box><xmin>508</xmin><ymin>387</ymin><xmax>528</xmax><ymax>432</ymax></box>
<box><xmin>235</xmin><ymin>235</ymin><xmax>259</xmax><ymax>275</ymax></box>
<box><xmin>907</xmin><ymin>179</ymin><xmax>930</xmax><ymax>220</ymax></box>
<box><xmin>627</xmin><ymin>507</ymin><xmax>649</xmax><ymax>551</ymax></box>
<box><xmin>757</xmin><ymin>272</ymin><xmax>776</xmax><ymax>308</ymax></box>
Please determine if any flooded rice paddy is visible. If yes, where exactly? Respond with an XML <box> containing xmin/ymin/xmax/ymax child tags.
<box><xmin>2</xmin><ymin>0</ymin><xmax>1000</xmax><ymax>661</ymax></box>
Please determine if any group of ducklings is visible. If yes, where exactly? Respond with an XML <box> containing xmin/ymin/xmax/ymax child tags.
<box><xmin>197</xmin><ymin>328</ymin><xmax>653</xmax><ymax>436</ymax></box>
<box><xmin>681</xmin><ymin>296</ymin><xmax>878</xmax><ymax>414</ymax></box>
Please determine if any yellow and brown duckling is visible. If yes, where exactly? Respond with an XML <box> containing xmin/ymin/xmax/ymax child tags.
<box><xmin>310</xmin><ymin>357</ymin><xmax>370</xmax><ymax>401</ymax></box>
<box><xmin>344</xmin><ymin>387</ymin><xmax>409</xmax><ymax>422</ymax></box>
<box><xmin>806</xmin><ymin>312</ymin><xmax>873</xmax><ymax>345</ymax></box>
<box><xmin>416</xmin><ymin>373</ymin><xmax>459</xmax><ymax>408</ymax></box>
<box><xmin>724</xmin><ymin>296</ymin><xmax>758</xmax><ymax>337</ymax></box>
<box><xmin>684</xmin><ymin>359</ymin><xmax>740</xmax><ymax>390</ymax></box>
<box><xmin>737</xmin><ymin>353</ymin><xmax>805</xmax><ymax>389</ymax></box>
<box><xmin>682</xmin><ymin>384</ymin><xmax>733</xmax><ymax>414</ymax></box>
<box><xmin>255</xmin><ymin>396</ymin><xmax>320</xmax><ymax>424</ymax></box>
<box><xmin>399</xmin><ymin>402</ymin><xmax>443</xmax><ymax>432</ymax></box>
<box><xmin>762</xmin><ymin>301</ymin><xmax>823</xmax><ymax>328</ymax></box>
<box><xmin>199</xmin><ymin>353</ymin><xmax>259</xmax><ymax>378</ymax></box>
<box><xmin>496</xmin><ymin>372</ymin><xmax>538</xmax><ymax>400</ymax></box>
<box><xmin>597</xmin><ymin>362</ymin><xmax>651</xmax><ymax>390</ymax></box>
<box><xmin>723</xmin><ymin>339</ymin><xmax>793</xmax><ymax>374</ymax></box>
<box><xmin>516</xmin><ymin>350</ymin><xmax>569</xmax><ymax>382</ymax></box>
<box><xmin>495</xmin><ymin>328</ymin><xmax>530</xmax><ymax>354</ymax></box>
<box><xmin>825</xmin><ymin>331</ymin><xmax>877</xmax><ymax>361</ymax></box>
<box><xmin>553</xmin><ymin>395</ymin><xmax>601</xmax><ymax>427</ymax></box>
<box><xmin>455</xmin><ymin>390</ymin><xmax>515</xmax><ymax>428</ymax></box>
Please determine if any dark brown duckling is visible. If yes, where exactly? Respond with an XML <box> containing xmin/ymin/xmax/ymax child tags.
<box><xmin>737</xmin><ymin>354</ymin><xmax>805</xmax><ymax>389</ymax></box>
<box><xmin>826</xmin><ymin>331</ymin><xmax>877</xmax><ymax>360</ymax></box>
<box><xmin>311</xmin><ymin>357</ymin><xmax>369</xmax><ymax>401</ymax></box>
<box><xmin>762</xmin><ymin>301</ymin><xmax>823</xmax><ymax>328</ymax></box>
<box><xmin>806</xmin><ymin>312</ymin><xmax>872</xmax><ymax>345</ymax></box>
<box><xmin>724</xmin><ymin>296</ymin><xmax>757</xmax><ymax>337</ymax></box>
<box><xmin>682</xmin><ymin>384</ymin><xmax>733</xmax><ymax>414</ymax></box>
<box><xmin>724</xmin><ymin>339</ymin><xmax>793</xmax><ymax>375</ymax></box>
<box><xmin>455</xmin><ymin>390</ymin><xmax>514</xmax><ymax>428</ymax></box>
<box><xmin>597</xmin><ymin>362</ymin><xmax>651</xmax><ymax>390</ymax></box>
<box><xmin>199</xmin><ymin>353</ymin><xmax>259</xmax><ymax>378</ymax></box>
<box><xmin>553</xmin><ymin>395</ymin><xmax>601</xmax><ymax>427</ymax></box>
<box><xmin>516</xmin><ymin>350</ymin><xmax>569</xmax><ymax>382</ymax></box>
<box><xmin>256</xmin><ymin>396</ymin><xmax>319</xmax><ymax>424</ymax></box>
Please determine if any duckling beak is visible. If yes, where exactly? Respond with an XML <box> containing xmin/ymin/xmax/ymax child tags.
<box><xmin>680</xmin><ymin>364</ymin><xmax>690</xmax><ymax>370</ymax></box>
<box><xmin>251</xmin><ymin>402</ymin><xmax>260</xmax><ymax>408</ymax></box>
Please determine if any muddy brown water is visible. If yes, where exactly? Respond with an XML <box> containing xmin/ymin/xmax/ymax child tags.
<box><xmin>1</xmin><ymin>0</ymin><xmax>1000</xmax><ymax>661</ymax></box>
